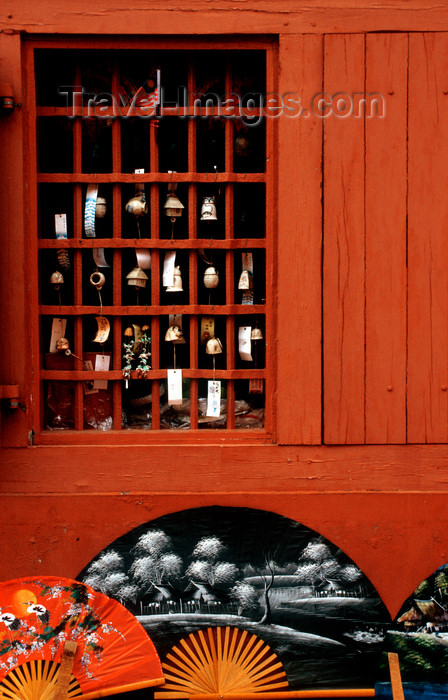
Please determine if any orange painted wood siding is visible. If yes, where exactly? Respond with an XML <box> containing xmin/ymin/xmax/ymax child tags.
<box><xmin>324</xmin><ymin>31</ymin><xmax>448</xmax><ymax>444</ymax></box>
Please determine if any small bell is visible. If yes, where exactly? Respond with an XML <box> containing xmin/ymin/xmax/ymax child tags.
<box><xmin>203</xmin><ymin>266</ymin><xmax>219</xmax><ymax>289</ymax></box>
<box><xmin>126</xmin><ymin>267</ymin><xmax>148</xmax><ymax>289</ymax></box>
<box><xmin>126</xmin><ymin>195</ymin><xmax>148</xmax><ymax>218</ymax></box>
<box><xmin>166</xmin><ymin>265</ymin><xmax>183</xmax><ymax>292</ymax></box>
<box><xmin>55</xmin><ymin>337</ymin><xmax>70</xmax><ymax>352</ymax></box>
<box><xmin>238</xmin><ymin>269</ymin><xmax>253</xmax><ymax>290</ymax></box>
<box><xmin>206</xmin><ymin>337</ymin><xmax>223</xmax><ymax>355</ymax></box>
<box><xmin>50</xmin><ymin>271</ymin><xmax>64</xmax><ymax>290</ymax></box>
<box><xmin>164</xmin><ymin>192</ymin><xmax>184</xmax><ymax>222</ymax></box>
<box><xmin>165</xmin><ymin>325</ymin><xmax>184</xmax><ymax>342</ymax></box>
<box><xmin>89</xmin><ymin>271</ymin><xmax>106</xmax><ymax>290</ymax></box>
<box><xmin>234</xmin><ymin>136</ymin><xmax>250</xmax><ymax>157</ymax></box>
<box><xmin>124</xmin><ymin>327</ymin><xmax>134</xmax><ymax>337</ymax></box>
<box><xmin>251</xmin><ymin>327</ymin><xmax>264</xmax><ymax>340</ymax></box>
<box><xmin>200</xmin><ymin>196</ymin><xmax>217</xmax><ymax>221</ymax></box>
<box><xmin>95</xmin><ymin>196</ymin><xmax>107</xmax><ymax>219</ymax></box>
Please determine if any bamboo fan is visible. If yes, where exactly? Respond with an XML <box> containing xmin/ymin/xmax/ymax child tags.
<box><xmin>155</xmin><ymin>627</ymin><xmax>288</xmax><ymax>698</ymax></box>
<box><xmin>0</xmin><ymin>659</ymin><xmax>81</xmax><ymax>700</ymax></box>
<box><xmin>0</xmin><ymin>576</ymin><xmax>164</xmax><ymax>700</ymax></box>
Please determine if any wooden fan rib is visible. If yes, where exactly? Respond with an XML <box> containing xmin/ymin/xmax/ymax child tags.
<box><xmin>196</xmin><ymin>631</ymin><xmax>215</xmax><ymax>669</ymax></box>
<box><xmin>177</xmin><ymin>639</ymin><xmax>214</xmax><ymax>684</ymax></box>
<box><xmin>249</xmin><ymin>663</ymin><xmax>285</xmax><ymax>685</ymax></box>
<box><xmin>163</xmin><ymin>658</ymin><xmax>215</xmax><ymax>690</ymax></box>
<box><xmin>251</xmin><ymin>679</ymin><xmax>290</xmax><ymax>692</ymax></box>
<box><xmin>0</xmin><ymin>675</ymin><xmax>23</xmax><ymax>694</ymax></box>
<box><xmin>166</xmin><ymin>646</ymin><xmax>216</xmax><ymax>692</ymax></box>
<box><xmin>205</xmin><ymin>628</ymin><xmax>219</xmax><ymax>693</ymax></box>
<box><xmin>163</xmin><ymin>657</ymin><xmax>217</xmax><ymax>693</ymax></box>
<box><xmin>10</xmin><ymin>666</ymin><xmax>32</xmax><ymax>700</ymax></box>
<box><xmin>236</xmin><ymin>638</ymin><xmax>264</xmax><ymax>671</ymax></box>
<box><xmin>161</xmin><ymin>674</ymin><xmax>213</xmax><ymax>694</ymax></box>
<box><xmin>218</xmin><ymin>628</ymin><xmax>237</xmax><ymax>692</ymax></box>
<box><xmin>242</xmin><ymin>650</ymin><xmax>280</xmax><ymax>678</ymax></box>
<box><xmin>187</xmin><ymin>634</ymin><xmax>218</xmax><ymax>690</ymax></box>
<box><xmin>250</xmin><ymin>669</ymin><xmax>287</xmax><ymax>686</ymax></box>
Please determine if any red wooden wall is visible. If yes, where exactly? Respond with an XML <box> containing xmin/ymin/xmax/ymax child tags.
<box><xmin>1</xmin><ymin>2</ymin><xmax>448</xmax><ymax>626</ymax></box>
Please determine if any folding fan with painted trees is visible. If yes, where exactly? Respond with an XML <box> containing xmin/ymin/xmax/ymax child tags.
<box><xmin>0</xmin><ymin>576</ymin><xmax>164</xmax><ymax>700</ymax></box>
<box><xmin>155</xmin><ymin>627</ymin><xmax>288</xmax><ymax>697</ymax></box>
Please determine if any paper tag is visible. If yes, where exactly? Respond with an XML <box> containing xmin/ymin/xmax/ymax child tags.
<box><xmin>84</xmin><ymin>185</ymin><xmax>98</xmax><ymax>238</ymax></box>
<box><xmin>93</xmin><ymin>248</ymin><xmax>110</xmax><ymax>268</ymax></box>
<box><xmin>135</xmin><ymin>168</ymin><xmax>145</xmax><ymax>196</ymax></box>
<box><xmin>132</xmin><ymin>324</ymin><xmax>142</xmax><ymax>353</ymax></box>
<box><xmin>163</xmin><ymin>251</ymin><xmax>176</xmax><ymax>287</ymax></box>
<box><xmin>249</xmin><ymin>378</ymin><xmax>264</xmax><ymax>394</ymax></box>
<box><xmin>201</xmin><ymin>317</ymin><xmax>215</xmax><ymax>344</ymax></box>
<box><xmin>93</xmin><ymin>354</ymin><xmax>110</xmax><ymax>390</ymax></box>
<box><xmin>242</xmin><ymin>252</ymin><xmax>253</xmax><ymax>273</ymax></box>
<box><xmin>169</xmin><ymin>314</ymin><xmax>186</xmax><ymax>344</ymax></box>
<box><xmin>49</xmin><ymin>318</ymin><xmax>67</xmax><ymax>353</ymax></box>
<box><xmin>136</xmin><ymin>248</ymin><xmax>151</xmax><ymax>270</ymax></box>
<box><xmin>83</xmin><ymin>360</ymin><xmax>98</xmax><ymax>394</ymax></box>
<box><xmin>167</xmin><ymin>369</ymin><xmax>183</xmax><ymax>406</ymax></box>
<box><xmin>238</xmin><ymin>326</ymin><xmax>253</xmax><ymax>361</ymax></box>
<box><xmin>55</xmin><ymin>214</ymin><xmax>67</xmax><ymax>239</ymax></box>
<box><xmin>241</xmin><ymin>252</ymin><xmax>254</xmax><ymax>305</ymax></box>
<box><xmin>206</xmin><ymin>380</ymin><xmax>221</xmax><ymax>417</ymax></box>
<box><xmin>93</xmin><ymin>316</ymin><xmax>110</xmax><ymax>343</ymax></box>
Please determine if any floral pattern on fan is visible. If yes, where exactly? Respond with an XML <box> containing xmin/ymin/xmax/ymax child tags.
<box><xmin>0</xmin><ymin>576</ymin><xmax>164</xmax><ymax>699</ymax></box>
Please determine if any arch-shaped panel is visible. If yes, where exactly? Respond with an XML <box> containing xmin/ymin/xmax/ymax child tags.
<box><xmin>388</xmin><ymin>563</ymin><xmax>448</xmax><ymax>685</ymax></box>
<box><xmin>78</xmin><ymin>506</ymin><xmax>390</xmax><ymax>690</ymax></box>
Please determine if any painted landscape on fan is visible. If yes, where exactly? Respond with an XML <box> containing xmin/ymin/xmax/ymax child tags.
<box><xmin>79</xmin><ymin>506</ymin><xmax>391</xmax><ymax>690</ymax></box>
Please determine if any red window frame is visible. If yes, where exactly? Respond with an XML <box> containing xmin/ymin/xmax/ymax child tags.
<box><xmin>23</xmin><ymin>36</ymin><xmax>277</xmax><ymax>445</ymax></box>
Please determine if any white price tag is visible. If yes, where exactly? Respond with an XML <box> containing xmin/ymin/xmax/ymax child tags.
<box><xmin>55</xmin><ymin>214</ymin><xmax>67</xmax><ymax>239</ymax></box>
<box><xmin>238</xmin><ymin>326</ymin><xmax>253</xmax><ymax>361</ymax></box>
<box><xmin>93</xmin><ymin>353</ymin><xmax>110</xmax><ymax>390</ymax></box>
<box><xmin>206</xmin><ymin>380</ymin><xmax>221</xmax><ymax>418</ymax></box>
<box><xmin>167</xmin><ymin>369</ymin><xmax>183</xmax><ymax>406</ymax></box>
<box><xmin>163</xmin><ymin>251</ymin><xmax>176</xmax><ymax>287</ymax></box>
<box><xmin>49</xmin><ymin>318</ymin><xmax>67</xmax><ymax>353</ymax></box>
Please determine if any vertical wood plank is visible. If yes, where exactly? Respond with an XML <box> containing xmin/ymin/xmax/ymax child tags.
<box><xmin>323</xmin><ymin>34</ymin><xmax>365</xmax><ymax>444</ymax></box>
<box><xmin>365</xmin><ymin>33</ymin><xmax>407</xmax><ymax>444</ymax></box>
<box><xmin>408</xmin><ymin>33</ymin><xmax>448</xmax><ymax>443</ymax></box>
<box><xmin>277</xmin><ymin>34</ymin><xmax>323</xmax><ymax>445</ymax></box>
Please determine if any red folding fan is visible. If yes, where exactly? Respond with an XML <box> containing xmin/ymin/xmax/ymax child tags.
<box><xmin>0</xmin><ymin>576</ymin><xmax>164</xmax><ymax>700</ymax></box>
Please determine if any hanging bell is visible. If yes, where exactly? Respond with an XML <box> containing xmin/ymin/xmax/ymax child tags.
<box><xmin>165</xmin><ymin>325</ymin><xmax>184</xmax><ymax>342</ymax></box>
<box><xmin>95</xmin><ymin>196</ymin><xmax>107</xmax><ymax>219</ymax></box>
<box><xmin>89</xmin><ymin>271</ymin><xmax>106</xmax><ymax>290</ymax></box>
<box><xmin>126</xmin><ymin>195</ymin><xmax>148</xmax><ymax>217</ymax></box>
<box><xmin>200</xmin><ymin>196</ymin><xmax>217</xmax><ymax>221</ymax></box>
<box><xmin>55</xmin><ymin>337</ymin><xmax>70</xmax><ymax>352</ymax></box>
<box><xmin>50</xmin><ymin>270</ymin><xmax>64</xmax><ymax>290</ymax></box>
<box><xmin>126</xmin><ymin>267</ymin><xmax>148</xmax><ymax>288</ymax></box>
<box><xmin>238</xmin><ymin>269</ymin><xmax>253</xmax><ymax>290</ymax></box>
<box><xmin>164</xmin><ymin>192</ymin><xmax>184</xmax><ymax>221</ymax></box>
<box><xmin>124</xmin><ymin>327</ymin><xmax>134</xmax><ymax>338</ymax></box>
<box><xmin>206</xmin><ymin>337</ymin><xmax>223</xmax><ymax>355</ymax></box>
<box><xmin>234</xmin><ymin>136</ymin><xmax>250</xmax><ymax>157</ymax></box>
<box><xmin>166</xmin><ymin>265</ymin><xmax>183</xmax><ymax>292</ymax></box>
<box><xmin>251</xmin><ymin>327</ymin><xmax>264</xmax><ymax>340</ymax></box>
<box><xmin>203</xmin><ymin>266</ymin><xmax>219</xmax><ymax>289</ymax></box>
